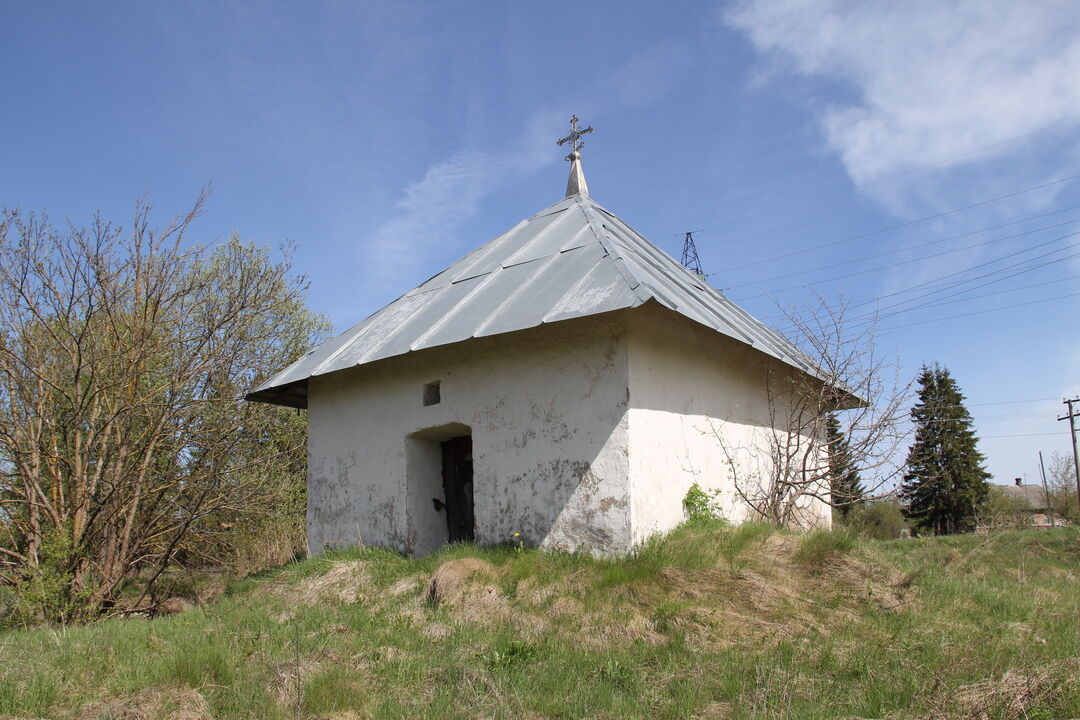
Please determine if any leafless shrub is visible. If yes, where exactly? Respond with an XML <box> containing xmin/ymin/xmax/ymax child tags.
<box><xmin>0</xmin><ymin>196</ymin><xmax>328</xmax><ymax>622</ymax></box>
<box><xmin>712</xmin><ymin>294</ymin><xmax>911</xmax><ymax>527</ymax></box>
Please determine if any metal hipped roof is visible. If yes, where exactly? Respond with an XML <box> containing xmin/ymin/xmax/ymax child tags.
<box><xmin>997</xmin><ymin>483</ymin><xmax>1050</xmax><ymax>511</ymax></box>
<box><xmin>247</xmin><ymin>193</ymin><xmax>828</xmax><ymax>408</ymax></box>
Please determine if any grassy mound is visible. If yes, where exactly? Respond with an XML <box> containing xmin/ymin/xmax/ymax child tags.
<box><xmin>1</xmin><ymin>521</ymin><xmax>1077</xmax><ymax>719</ymax></box>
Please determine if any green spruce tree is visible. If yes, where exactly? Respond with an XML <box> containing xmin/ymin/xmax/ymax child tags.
<box><xmin>827</xmin><ymin>413</ymin><xmax>865</xmax><ymax>520</ymax></box>
<box><xmin>899</xmin><ymin>364</ymin><xmax>990</xmax><ymax>534</ymax></box>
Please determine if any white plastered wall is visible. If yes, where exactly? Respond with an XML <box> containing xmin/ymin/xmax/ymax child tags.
<box><xmin>625</xmin><ymin>305</ymin><xmax>831</xmax><ymax>544</ymax></box>
<box><xmin>306</xmin><ymin>313</ymin><xmax>633</xmax><ymax>556</ymax></box>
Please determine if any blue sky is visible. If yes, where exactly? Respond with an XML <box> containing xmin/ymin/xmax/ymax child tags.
<box><xmin>3</xmin><ymin>1</ymin><xmax>1078</xmax><ymax>486</ymax></box>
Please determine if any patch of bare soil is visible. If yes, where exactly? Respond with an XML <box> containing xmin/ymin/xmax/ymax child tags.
<box><xmin>76</xmin><ymin>686</ymin><xmax>211</xmax><ymax>720</ymax></box>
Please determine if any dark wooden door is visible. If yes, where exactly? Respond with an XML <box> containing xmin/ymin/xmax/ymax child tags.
<box><xmin>441</xmin><ymin>435</ymin><xmax>474</xmax><ymax>543</ymax></box>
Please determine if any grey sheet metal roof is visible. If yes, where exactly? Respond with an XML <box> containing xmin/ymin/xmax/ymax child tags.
<box><xmin>997</xmin><ymin>483</ymin><xmax>1050</xmax><ymax>510</ymax></box>
<box><xmin>247</xmin><ymin>184</ymin><xmax>826</xmax><ymax>408</ymax></box>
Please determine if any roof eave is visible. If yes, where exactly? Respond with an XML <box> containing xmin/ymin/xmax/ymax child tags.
<box><xmin>244</xmin><ymin>379</ymin><xmax>309</xmax><ymax>409</ymax></box>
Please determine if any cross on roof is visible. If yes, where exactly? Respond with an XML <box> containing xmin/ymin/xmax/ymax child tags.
<box><xmin>557</xmin><ymin>115</ymin><xmax>593</xmax><ymax>160</ymax></box>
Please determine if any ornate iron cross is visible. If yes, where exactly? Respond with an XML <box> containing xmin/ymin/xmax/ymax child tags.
<box><xmin>557</xmin><ymin>115</ymin><xmax>593</xmax><ymax>160</ymax></box>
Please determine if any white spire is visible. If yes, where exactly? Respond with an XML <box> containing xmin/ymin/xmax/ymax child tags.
<box><xmin>557</xmin><ymin>115</ymin><xmax>593</xmax><ymax>198</ymax></box>
<box><xmin>565</xmin><ymin>150</ymin><xmax>589</xmax><ymax>198</ymax></box>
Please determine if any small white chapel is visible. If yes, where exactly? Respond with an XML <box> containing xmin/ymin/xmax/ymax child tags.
<box><xmin>248</xmin><ymin>117</ymin><xmax>842</xmax><ymax>556</ymax></box>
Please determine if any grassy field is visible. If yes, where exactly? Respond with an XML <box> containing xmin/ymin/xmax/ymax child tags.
<box><xmin>1</xmin><ymin>521</ymin><xmax>1077</xmax><ymax>719</ymax></box>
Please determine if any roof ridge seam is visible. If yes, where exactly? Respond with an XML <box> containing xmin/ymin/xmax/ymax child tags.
<box><xmin>577</xmin><ymin>200</ymin><xmax>651</xmax><ymax>302</ymax></box>
<box><xmin>408</xmin><ymin>267</ymin><xmax>507</xmax><ymax>351</ymax></box>
<box><xmin>471</xmin><ymin>251</ymin><xmax>568</xmax><ymax>337</ymax></box>
<box><xmin>538</xmin><ymin>253</ymin><xmax>613</xmax><ymax>323</ymax></box>
<box><xmin>500</xmin><ymin>203</ymin><xmax>577</xmax><ymax>267</ymax></box>
<box><xmin>310</xmin><ymin>301</ymin><xmax>405</xmax><ymax>377</ymax></box>
<box><xmin>447</xmin><ymin>214</ymin><xmax>536</xmax><ymax>283</ymax></box>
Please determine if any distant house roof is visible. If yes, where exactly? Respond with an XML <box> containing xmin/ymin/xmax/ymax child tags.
<box><xmin>247</xmin><ymin>156</ymin><xmax>843</xmax><ymax>408</ymax></box>
<box><xmin>996</xmin><ymin>483</ymin><xmax>1050</xmax><ymax>511</ymax></box>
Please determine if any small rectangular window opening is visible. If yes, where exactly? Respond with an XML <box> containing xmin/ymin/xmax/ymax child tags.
<box><xmin>423</xmin><ymin>381</ymin><xmax>441</xmax><ymax>406</ymax></box>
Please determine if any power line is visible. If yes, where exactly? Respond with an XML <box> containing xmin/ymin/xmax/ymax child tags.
<box><xmin>723</xmin><ymin>209</ymin><xmax>1080</xmax><ymax>294</ymax></box>
<box><xmin>877</xmin><ymin>290</ymin><xmax>1080</xmax><ymax>334</ymax></box>
<box><xmin>676</xmin><ymin>114</ymin><xmax>1080</xmax><ymax>238</ymax></box>
<box><xmin>868</xmin><ymin>273</ymin><xmax>1080</xmax><ymax>322</ymax></box>
<box><xmin>763</xmin><ymin>238</ymin><xmax>1080</xmax><ymax>331</ymax></box>
<box><xmin>724</xmin><ymin>203</ymin><xmax>1080</xmax><ymax>342</ymax></box>
<box><xmin>972</xmin><ymin>411</ymin><xmax>1062</xmax><ymax>422</ymax></box>
<box><xmin>909</xmin><ymin>396</ymin><xmax>1060</xmax><ymax>411</ymax></box>
<box><xmin>839</xmin><ymin>245</ymin><xmax>1080</xmax><ymax>329</ymax></box>
<box><xmin>764</xmin><ymin>229</ymin><xmax>1080</xmax><ymax>324</ymax></box>
<box><xmin>847</xmin><ymin>238</ymin><xmax>1080</xmax><ymax>311</ymax></box>
<box><xmin>762</xmin><ymin>265</ymin><xmax>1079</xmax><ymax>338</ymax></box>
<box><xmin>721</xmin><ymin>171</ymin><xmax>1080</xmax><ymax>273</ymax></box>
<box><xmin>969</xmin><ymin>397</ymin><xmax>1060</xmax><ymax>407</ymax></box>
<box><xmin>730</xmin><ymin>220</ymin><xmax>1080</xmax><ymax>303</ymax></box>
<box><xmin>981</xmin><ymin>432</ymin><xmax>1070</xmax><ymax>439</ymax></box>
<box><xmin>925</xmin><ymin>414</ymin><xmax>1058</xmax><ymax>424</ymax></box>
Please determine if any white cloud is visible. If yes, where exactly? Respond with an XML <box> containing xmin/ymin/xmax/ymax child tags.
<box><xmin>360</xmin><ymin>110</ymin><xmax>564</xmax><ymax>293</ymax></box>
<box><xmin>364</xmin><ymin>132</ymin><xmax>556</xmax><ymax>283</ymax></box>
<box><xmin>359</xmin><ymin>44</ymin><xmax>688</xmax><ymax>295</ymax></box>
<box><xmin>725</xmin><ymin>0</ymin><xmax>1080</xmax><ymax>187</ymax></box>
<box><xmin>369</xmin><ymin>155</ymin><xmax>493</xmax><ymax>259</ymax></box>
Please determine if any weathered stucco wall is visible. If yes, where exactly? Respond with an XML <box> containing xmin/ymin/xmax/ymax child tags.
<box><xmin>307</xmin><ymin>302</ymin><xmax>831</xmax><ymax>558</ymax></box>
<box><xmin>626</xmin><ymin>304</ymin><xmax>831</xmax><ymax>544</ymax></box>
<box><xmin>306</xmin><ymin>313</ymin><xmax>632</xmax><ymax>556</ymax></box>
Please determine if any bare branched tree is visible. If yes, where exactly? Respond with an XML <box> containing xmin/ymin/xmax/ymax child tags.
<box><xmin>0</xmin><ymin>197</ymin><xmax>328</xmax><ymax>622</ymax></box>
<box><xmin>1046</xmin><ymin>451</ymin><xmax>1079</xmax><ymax>523</ymax></box>
<box><xmin>712</xmin><ymin>294</ymin><xmax>912</xmax><ymax>527</ymax></box>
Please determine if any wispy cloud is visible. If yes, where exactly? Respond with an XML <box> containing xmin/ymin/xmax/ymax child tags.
<box><xmin>358</xmin><ymin>43</ymin><xmax>688</xmax><ymax>295</ymax></box>
<box><xmin>724</xmin><ymin>0</ymin><xmax>1080</xmax><ymax>204</ymax></box>
<box><xmin>360</xmin><ymin>111</ymin><xmax>564</xmax><ymax>294</ymax></box>
<box><xmin>364</xmin><ymin>135</ymin><xmax>554</xmax><ymax>282</ymax></box>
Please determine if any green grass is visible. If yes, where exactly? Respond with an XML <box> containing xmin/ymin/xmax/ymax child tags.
<box><xmin>1</xmin><ymin>523</ymin><xmax>1078</xmax><ymax>719</ymax></box>
<box><xmin>793</xmin><ymin>526</ymin><xmax>857</xmax><ymax>566</ymax></box>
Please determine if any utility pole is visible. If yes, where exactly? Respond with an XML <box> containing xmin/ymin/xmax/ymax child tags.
<box><xmin>1038</xmin><ymin>450</ymin><xmax>1052</xmax><ymax>528</ymax></box>
<box><xmin>1059</xmin><ymin>397</ymin><xmax>1080</xmax><ymax>511</ymax></box>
